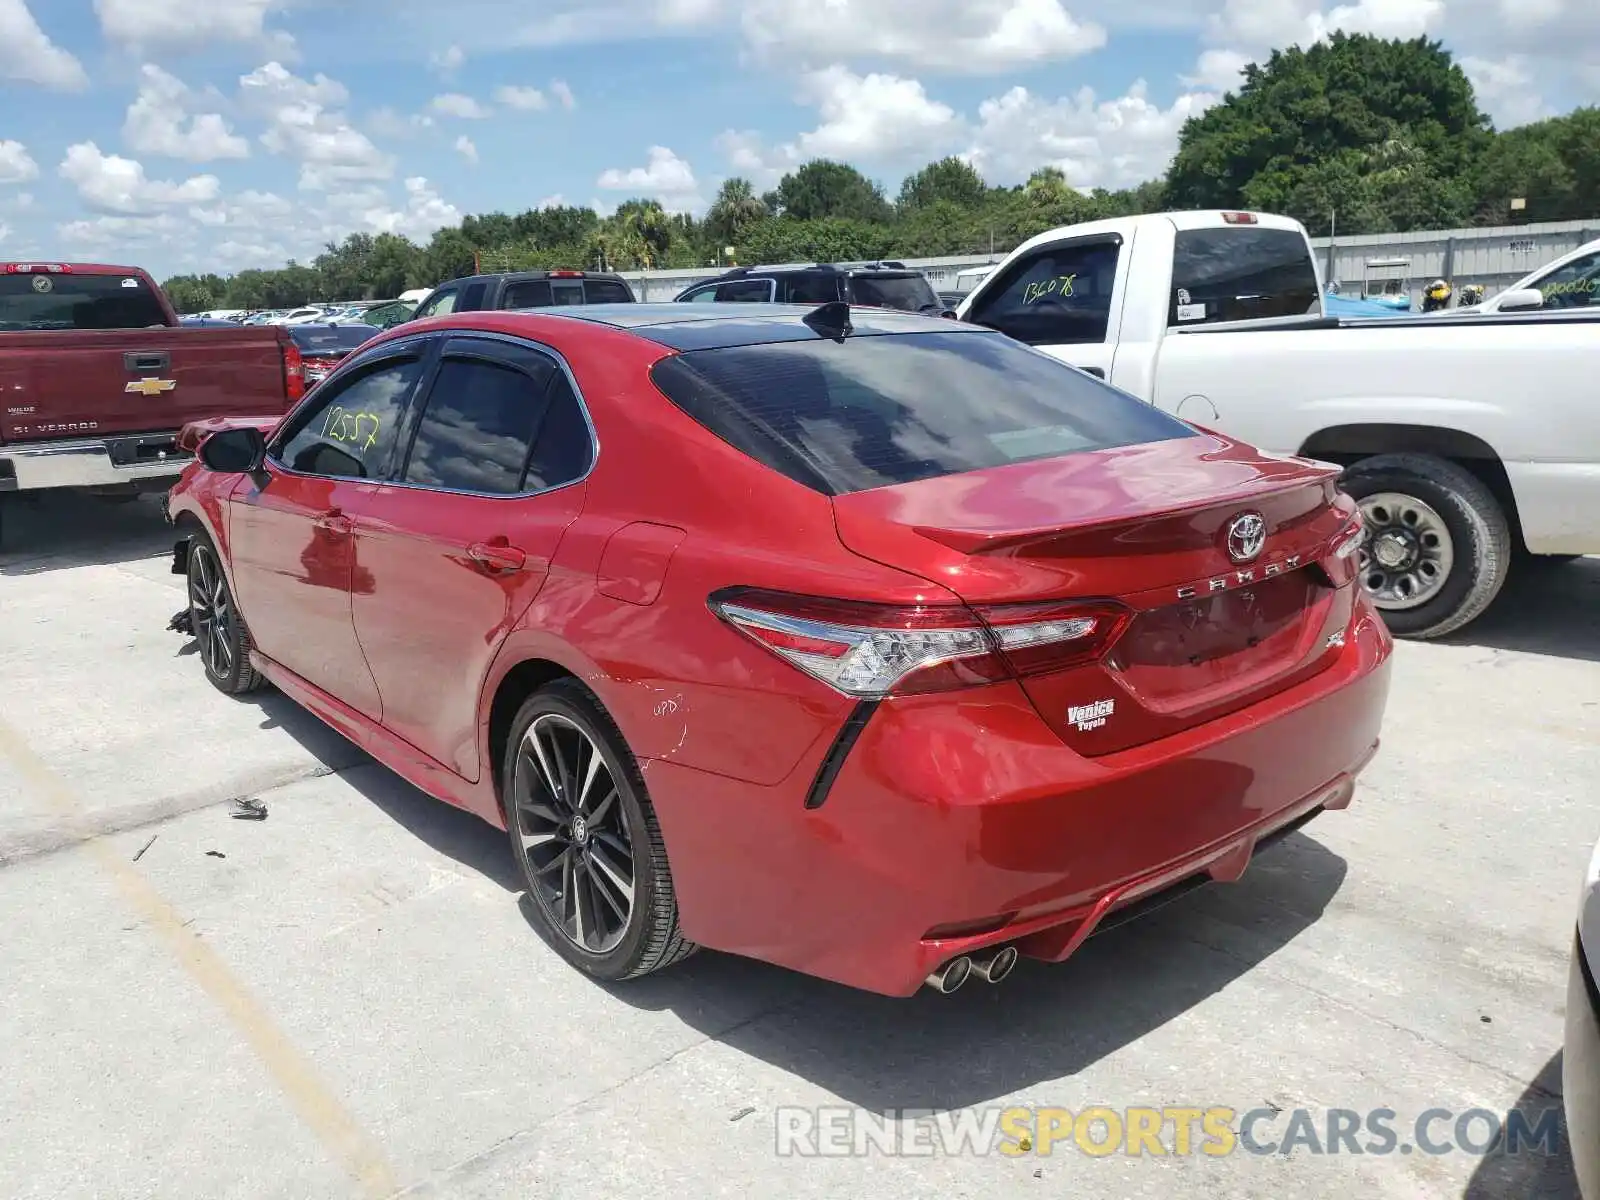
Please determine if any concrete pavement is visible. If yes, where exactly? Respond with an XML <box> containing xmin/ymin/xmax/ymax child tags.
<box><xmin>1</xmin><ymin>491</ymin><xmax>1594</xmax><ymax>1198</ymax></box>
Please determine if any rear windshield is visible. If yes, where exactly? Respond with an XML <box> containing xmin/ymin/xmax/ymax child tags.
<box><xmin>1169</xmin><ymin>227</ymin><xmax>1320</xmax><ymax>326</ymax></box>
<box><xmin>584</xmin><ymin>278</ymin><xmax>634</xmax><ymax>303</ymax></box>
<box><xmin>848</xmin><ymin>273</ymin><xmax>941</xmax><ymax>314</ymax></box>
<box><xmin>288</xmin><ymin>324</ymin><xmax>379</xmax><ymax>354</ymax></box>
<box><xmin>0</xmin><ymin>272</ymin><xmax>168</xmax><ymax>331</ymax></box>
<box><xmin>649</xmin><ymin>329</ymin><xmax>1195</xmax><ymax>495</ymax></box>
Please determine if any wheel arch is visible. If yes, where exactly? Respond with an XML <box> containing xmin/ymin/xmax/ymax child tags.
<box><xmin>1297</xmin><ymin>423</ymin><xmax>1527</xmax><ymax>550</ymax></box>
<box><xmin>482</xmin><ymin>650</ymin><xmax>612</xmax><ymax>820</ymax></box>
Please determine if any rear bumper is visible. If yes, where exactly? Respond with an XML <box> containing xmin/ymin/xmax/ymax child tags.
<box><xmin>643</xmin><ymin>597</ymin><xmax>1393</xmax><ymax>996</ymax></box>
<box><xmin>1565</xmin><ymin>929</ymin><xmax>1600</xmax><ymax>1198</ymax></box>
<box><xmin>0</xmin><ymin>432</ymin><xmax>191</xmax><ymax>491</ymax></box>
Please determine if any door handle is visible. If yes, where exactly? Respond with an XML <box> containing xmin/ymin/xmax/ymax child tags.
<box><xmin>313</xmin><ymin>508</ymin><xmax>350</xmax><ymax>534</ymax></box>
<box><xmin>1081</xmin><ymin>366</ymin><xmax>1106</xmax><ymax>379</ymax></box>
<box><xmin>467</xmin><ymin>541</ymin><xmax>528</xmax><ymax>572</ymax></box>
<box><xmin>124</xmin><ymin>350</ymin><xmax>171</xmax><ymax>373</ymax></box>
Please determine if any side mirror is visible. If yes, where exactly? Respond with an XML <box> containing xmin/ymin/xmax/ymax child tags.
<box><xmin>199</xmin><ymin>426</ymin><xmax>266</xmax><ymax>474</ymax></box>
<box><xmin>941</xmin><ymin>309</ymin><xmax>959</xmax><ymax>320</ymax></box>
<box><xmin>1496</xmin><ymin>288</ymin><xmax>1545</xmax><ymax>312</ymax></box>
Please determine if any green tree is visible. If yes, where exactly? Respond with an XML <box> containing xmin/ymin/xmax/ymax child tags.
<box><xmin>771</xmin><ymin>160</ymin><xmax>893</xmax><ymax>223</ymax></box>
<box><xmin>741</xmin><ymin>216</ymin><xmax>895</xmax><ymax>265</ymax></box>
<box><xmin>161</xmin><ymin>275</ymin><xmax>218</xmax><ymax>314</ymax></box>
<box><xmin>1474</xmin><ymin>107</ymin><xmax>1600</xmax><ymax>223</ymax></box>
<box><xmin>1166</xmin><ymin>33</ymin><xmax>1490</xmax><ymax>234</ymax></box>
<box><xmin>898</xmin><ymin>157</ymin><xmax>989</xmax><ymax>212</ymax></box>
<box><xmin>704</xmin><ymin>177</ymin><xmax>771</xmax><ymax>258</ymax></box>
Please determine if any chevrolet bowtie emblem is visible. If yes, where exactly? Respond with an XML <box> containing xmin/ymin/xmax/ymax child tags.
<box><xmin>125</xmin><ymin>377</ymin><xmax>177</xmax><ymax>397</ymax></box>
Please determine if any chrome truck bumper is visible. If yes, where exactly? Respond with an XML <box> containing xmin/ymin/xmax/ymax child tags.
<box><xmin>0</xmin><ymin>432</ymin><xmax>190</xmax><ymax>492</ymax></box>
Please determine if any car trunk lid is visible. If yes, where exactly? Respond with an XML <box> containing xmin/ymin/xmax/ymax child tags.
<box><xmin>831</xmin><ymin>432</ymin><xmax>1363</xmax><ymax>754</ymax></box>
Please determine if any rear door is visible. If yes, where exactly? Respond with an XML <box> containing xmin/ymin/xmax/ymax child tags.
<box><xmin>962</xmin><ymin>234</ymin><xmax>1130</xmax><ymax>380</ymax></box>
<box><xmin>347</xmin><ymin>334</ymin><xmax>594</xmax><ymax>780</ymax></box>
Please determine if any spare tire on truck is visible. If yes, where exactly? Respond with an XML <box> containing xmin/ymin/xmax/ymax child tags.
<box><xmin>1339</xmin><ymin>453</ymin><xmax>1512</xmax><ymax>639</ymax></box>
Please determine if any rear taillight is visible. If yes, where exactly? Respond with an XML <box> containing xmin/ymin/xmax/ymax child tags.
<box><xmin>1321</xmin><ymin>509</ymin><xmax>1366</xmax><ymax>588</ymax></box>
<box><xmin>708</xmin><ymin>587</ymin><xmax>1130</xmax><ymax>698</ymax></box>
<box><xmin>283</xmin><ymin>340</ymin><xmax>305</xmax><ymax>402</ymax></box>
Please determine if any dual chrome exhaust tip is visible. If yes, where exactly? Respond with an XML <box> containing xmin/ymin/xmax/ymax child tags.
<box><xmin>924</xmin><ymin>945</ymin><xmax>1019</xmax><ymax>993</ymax></box>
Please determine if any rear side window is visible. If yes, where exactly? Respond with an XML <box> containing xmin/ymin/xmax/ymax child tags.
<box><xmin>503</xmin><ymin>280</ymin><xmax>554</xmax><ymax>309</ymax></box>
<box><xmin>649</xmin><ymin>330</ymin><xmax>1195</xmax><ymax>495</ymax></box>
<box><xmin>584</xmin><ymin>278</ymin><xmax>634</xmax><ymax>303</ymax></box>
<box><xmin>1169</xmin><ymin>228</ymin><xmax>1320</xmax><ymax>326</ymax></box>
<box><xmin>0</xmin><ymin>272</ymin><xmax>167</xmax><ymax>331</ymax></box>
<box><xmin>402</xmin><ymin>355</ymin><xmax>556</xmax><ymax>494</ymax></box>
<box><xmin>719</xmin><ymin>280</ymin><xmax>772</xmax><ymax>302</ymax></box>
<box><xmin>848</xmin><ymin>273</ymin><xmax>939</xmax><ymax>314</ymax></box>
<box><xmin>780</xmin><ymin>274</ymin><xmax>840</xmax><ymax>304</ymax></box>
<box><xmin>966</xmin><ymin>239</ymin><xmax>1122</xmax><ymax>346</ymax></box>
<box><xmin>523</xmin><ymin>374</ymin><xmax>593</xmax><ymax>490</ymax></box>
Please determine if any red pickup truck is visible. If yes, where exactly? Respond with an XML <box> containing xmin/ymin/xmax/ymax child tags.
<box><xmin>0</xmin><ymin>261</ymin><xmax>303</xmax><ymax>542</ymax></box>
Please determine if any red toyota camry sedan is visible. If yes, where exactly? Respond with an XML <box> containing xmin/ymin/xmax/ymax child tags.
<box><xmin>166</xmin><ymin>302</ymin><xmax>1392</xmax><ymax>997</ymax></box>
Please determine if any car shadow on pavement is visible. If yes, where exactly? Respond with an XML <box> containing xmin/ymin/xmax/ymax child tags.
<box><xmin>0</xmin><ymin>492</ymin><xmax>173</xmax><ymax>575</ymax></box>
<box><xmin>604</xmin><ymin>830</ymin><xmax>1350</xmax><ymax>1114</ymax></box>
<box><xmin>248</xmin><ymin>680</ymin><xmax>1351</xmax><ymax>1114</ymax></box>
<box><xmin>1462</xmin><ymin>1049</ymin><xmax>1580</xmax><ymax>1199</ymax></box>
<box><xmin>1445</xmin><ymin>557</ymin><xmax>1600</xmax><ymax>664</ymax></box>
<box><xmin>250</xmin><ymin>689</ymin><xmax>523</xmax><ymax>893</ymax></box>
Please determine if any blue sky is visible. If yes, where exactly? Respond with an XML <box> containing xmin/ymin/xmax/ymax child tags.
<box><xmin>0</xmin><ymin>0</ymin><xmax>1593</xmax><ymax>279</ymax></box>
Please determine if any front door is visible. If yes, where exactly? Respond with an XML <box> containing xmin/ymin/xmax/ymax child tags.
<box><xmin>227</xmin><ymin>346</ymin><xmax>431</xmax><ymax>718</ymax></box>
<box><xmin>961</xmin><ymin>233</ymin><xmax>1128</xmax><ymax>382</ymax></box>
<box><xmin>348</xmin><ymin>336</ymin><xmax>595</xmax><ymax>780</ymax></box>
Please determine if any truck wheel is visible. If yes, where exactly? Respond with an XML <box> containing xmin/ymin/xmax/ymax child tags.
<box><xmin>185</xmin><ymin>531</ymin><xmax>266</xmax><ymax>695</ymax></box>
<box><xmin>1340</xmin><ymin>454</ymin><xmax>1511</xmax><ymax>640</ymax></box>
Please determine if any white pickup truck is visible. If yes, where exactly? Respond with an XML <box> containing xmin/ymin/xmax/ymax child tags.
<box><xmin>956</xmin><ymin>210</ymin><xmax>1600</xmax><ymax>639</ymax></box>
<box><xmin>1463</xmin><ymin>235</ymin><xmax>1600</xmax><ymax>315</ymax></box>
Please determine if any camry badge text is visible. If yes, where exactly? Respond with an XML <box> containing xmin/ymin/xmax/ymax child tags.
<box><xmin>1177</xmin><ymin>556</ymin><xmax>1301</xmax><ymax>601</ymax></box>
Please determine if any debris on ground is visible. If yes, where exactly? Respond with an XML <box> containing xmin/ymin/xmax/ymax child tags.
<box><xmin>205</xmin><ymin>850</ymin><xmax>226</xmax><ymax>859</ymax></box>
<box><xmin>132</xmin><ymin>834</ymin><xmax>157</xmax><ymax>862</ymax></box>
<box><xmin>230</xmin><ymin>798</ymin><xmax>268</xmax><ymax>821</ymax></box>
<box><xmin>167</xmin><ymin>609</ymin><xmax>193</xmax><ymax>635</ymax></box>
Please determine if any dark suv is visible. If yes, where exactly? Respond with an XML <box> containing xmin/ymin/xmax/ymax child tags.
<box><xmin>409</xmin><ymin>270</ymin><xmax>636</xmax><ymax>321</ymax></box>
<box><xmin>674</xmin><ymin>262</ymin><xmax>950</xmax><ymax>315</ymax></box>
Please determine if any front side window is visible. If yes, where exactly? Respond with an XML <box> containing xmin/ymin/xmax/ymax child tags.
<box><xmin>966</xmin><ymin>240</ymin><xmax>1122</xmax><ymax>346</ymax></box>
<box><xmin>274</xmin><ymin>357</ymin><xmax>423</xmax><ymax>479</ymax></box>
<box><xmin>413</xmin><ymin>289</ymin><xmax>458</xmax><ymax>320</ymax></box>
<box><xmin>649</xmin><ymin>329</ymin><xmax>1194</xmax><ymax>495</ymax></box>
<box><xmin>1168</xmin><ymin>227</ymin><xmax>1320</xmax><ymax>326</ymax></box>
<box><xmin>1529</xmin><ymin>251</ymin><xmax>1600</xmax><ymax>309</ymax></box>
<box><xmin>401</xmin><ymin>353</ymin><xmax>556</xmax><ymax>494</ymax></box>
<box><xmin>679</xmin><ymin>285</ymin><xmax>720</xmax><ymax>304</ymax></box>
<box><xmin>457</xmin><ymin>282</ymin><xmax>489</xmax><ymax>312</ymax></box>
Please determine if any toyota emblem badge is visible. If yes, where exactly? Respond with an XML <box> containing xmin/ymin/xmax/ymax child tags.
<box><xmin>1225</xmin><ymin>512</ymin><xmax>1266</xmax><ymax>563</ymax></box>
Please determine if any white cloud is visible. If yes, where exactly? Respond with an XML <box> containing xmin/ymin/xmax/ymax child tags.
<box><xmin>368</xmin><ymin>107</ymin><xmax>435</xmax><ymax>138</ymax></box>
<box><xmin>551</xmin><ymin>80</ymin><xmax>577</xmax><ymax>109</ymax></box>
<box><xmin>966</xmin><ymin>80</ymin><xmax>1216</xmax><ymax>189</ymax></box>
<box><xmin>0</xmin><ymin>140</ymin><xmax>39</xmax><ymax>184</ymax></box>
<box><xmin>59</xmin><ymin>143</ymin><xmax>221</xmax><ymax>215</ymax></box>
<box><xmin>0</xmin><ymin>0</ymin><xmax>88</xmax><ymax>90</ymax></box>
<box><xmin>361</xmin><ymin>176</ymin><xmax>462</xmax><ymax>242</ymax></box>
<box><xmin>123</xmin><ymin>64</ymin><xmax>250</xmax><ymax>162</ymax></box>
<box><xmin>739</xmin><ymin>0</ymin><xmax>1106</xmax><ymax>72</ymax></box>
<box><xmin>537</xmin><ymin>193</ymin><xmax>567</xmax><ymax>208</ymax></box>
<box><xmin>1461</xmin><ymin>54</ymin><xmax>1552</xmax><ymax>128</ymax></box>
<box><xmin>455</xmin><ymin>135</ymin><xmax>479</xmax><ymax>164</ymax></box>
<box><xmin>430</xmin><ymin>44</ymin><xmax>466</xmax><ymax>74</ymax></box>
<box><xmin>1182</xmin><ymin>47</ymin><xmax>1250</xmax><ymax>93</ymax></box>
<box><xmin>240</xmin><ymin>62</ymin><xmax>394</xmax><ymax>190</ymax></box>
<box><xmin>94</xmin><ymin>0</ymin><xmax>295</xmax><ymax>53</ymax></box>
<box><xmin>431</xmin><ymin>92</ymin><xmax>492</xmax><ymax>119</ymax></box>
<box><xmin>495</xmin><ymin>85</ymin><xmax>548</xmax><ymax>110</ymax></box>
<box><xmin>597</xmin><ymin>145</ymin><xmax>704</xmax><ymax>212</ymax></box>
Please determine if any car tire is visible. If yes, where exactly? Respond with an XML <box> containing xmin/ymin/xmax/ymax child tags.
<box><xmin>185</xmin><ymin>530</ymin><xmax>266</xmax><ymax>695</ymax></box>
<box><xmin>1340</xmin><ymin>453</ymin><xmax>1511</xmax><ymax>640</ymax></box>
<box><xmin>503</xmin><ymin>679</ymin><xmax>697</xmax><ymax>982</ymax></box>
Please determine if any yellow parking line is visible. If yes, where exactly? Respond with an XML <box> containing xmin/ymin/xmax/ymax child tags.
<box><xmin>0</xmin><ymin>717</ymin><xmax>399</xmax><ymax>1198</ymax></box>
